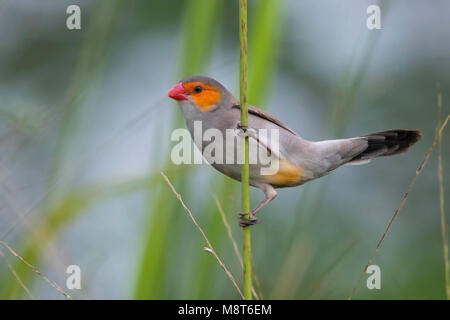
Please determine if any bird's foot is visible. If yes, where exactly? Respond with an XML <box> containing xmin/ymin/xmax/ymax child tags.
<box><xmin>236</xmin><ymin>122</ymin><xmax>248</xmax><ymax>131</ymax></box>
<box><xmin>239</xmin><ymin>212</ymin><xmax>259</xmax><ymax>227</ymax></box>
<box><xmin>236</xmin><ymin>122</ymin><xmax>257</xmax><ymax>138</ymax></box>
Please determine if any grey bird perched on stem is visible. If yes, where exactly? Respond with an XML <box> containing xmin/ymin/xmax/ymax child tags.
<box><xmin>168</xmin><ymin>76</ymin><xmax>422</xmax><ymax>226</ymax></box>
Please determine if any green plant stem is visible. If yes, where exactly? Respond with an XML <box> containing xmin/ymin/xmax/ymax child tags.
<box><xmin>239</xmin><ymin>0</ymin><xmax>252</xmax><ymax>300</ymax></box>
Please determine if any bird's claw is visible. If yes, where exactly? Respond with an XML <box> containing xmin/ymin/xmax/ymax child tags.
<box><xmin>236</xmin><ymin>122</ymin><xmax>248</xmax><ymax>131</ymax></box>
<box><xmin>236</xmin><ymin>122</ymin><xmax>257</xmax><ymax>138</ymax></box>
<box><xmin>239</xmin><ymin>212</ymin><xmax>259</xmax><ymax>227</ymax></box>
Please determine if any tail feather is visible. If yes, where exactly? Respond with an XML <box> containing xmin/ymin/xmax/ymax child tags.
<box><xmin>349</xmin><ymin>129</ymin><xmax>422</xmax><ymax>163</ymax></box>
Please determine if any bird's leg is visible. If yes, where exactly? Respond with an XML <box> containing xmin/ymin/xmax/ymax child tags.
<box><xmin>236</xmin><ymin>122</ymin><xmax>278</xmax><ymax>227</ymax></box>
<box><xmin>239</xmin><ymin>183</ymin><xmax>277</xmax><ymax>227</ymax></box>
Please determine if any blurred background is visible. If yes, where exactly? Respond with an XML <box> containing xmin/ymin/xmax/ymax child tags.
<box><xmin>0</xmin><ymin>0</ymin><xmax>449</xmax><ymax>299</ymax></box>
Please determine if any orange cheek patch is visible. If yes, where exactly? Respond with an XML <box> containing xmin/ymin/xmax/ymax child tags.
<box><xmin>183</xmin><ymin>82</ymin><xmax>222</xmax><ymax>111</ymax></box>
<box><xmin>191</xmin><ymin>91</ymin><xmax>221</xmax><ymax>111</ymax></box>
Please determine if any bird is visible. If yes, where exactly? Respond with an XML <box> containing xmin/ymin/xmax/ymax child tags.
<box><xmin>167</xmin><ymin>75</ymin><xmax>422</xmax><ymax>227</ymax></box>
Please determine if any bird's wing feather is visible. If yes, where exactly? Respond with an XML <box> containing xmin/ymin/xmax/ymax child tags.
<box><xmin>231</xmin><ymin>104</ymin><xmax>299</xmax><ymax>136</ymax></box>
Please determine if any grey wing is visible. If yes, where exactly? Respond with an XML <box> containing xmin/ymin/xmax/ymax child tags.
<box><xmin>227</xmin><ymin>105</ymin><xmax>334</xmax><ymax>181</ymax></box>
<box><xmin>235</xmin><ymin>107</ymin><xmax>329</xmax><ymax>182</ymax></box>
<box><xmin>213</xmin><ymin>105</ymin><xmax>370</xmax><ymax>183</ymax></box>
<box><xmin>208</xmin><ymin>107</ymin><xmax>300</xmax><ymax>183</ymax></box>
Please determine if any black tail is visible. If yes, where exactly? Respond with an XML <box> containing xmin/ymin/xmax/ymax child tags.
<box><xmin>351</xmin><ymin>129</ymin><xmax>422</xmax><ymax>162</ymax></box>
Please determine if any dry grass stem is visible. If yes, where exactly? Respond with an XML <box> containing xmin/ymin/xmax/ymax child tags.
<box><xmin>213</xmin><ymin>195</ymin><xmax>243</xmax><ymax>267</ymax></box>
<box><xmin>349</xmin><ymin>113</ymin><xmax>450</xmax><ymax>299</ymax></box>
<box><xmin>0</xmin><ymin>240</ymin><xmax>71</xmax><ymax>299</ymax></box>
<box><xmin>212</xmin><ymin>194</ymin><xmax>260</xmax><ymax>299</ymax></box>
<box><xmin>160</xmin><ymin>172</ymin><xmax>244</xmax><ymax>299</ymax></box>
<box><xmin>437</xmin><ymin>86</ymin><xmax>450</xmax><ymax>299</ymax></box>
<box><xmin>0</xmin><ymin>249</ymin><xmax>34</xmax><ymax>299</ymax></box>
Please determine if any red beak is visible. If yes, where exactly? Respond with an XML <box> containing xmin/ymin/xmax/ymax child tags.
<box><xmin>167</xmin><ymin>83</ymin><xmax>188</xmax><ymax>101</ymax></box>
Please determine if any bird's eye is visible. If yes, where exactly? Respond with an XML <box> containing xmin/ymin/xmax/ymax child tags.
<box><xmin>193</xmin><ymin>85</ymin><xmax>203</xmax><ymax>93</ymax></box>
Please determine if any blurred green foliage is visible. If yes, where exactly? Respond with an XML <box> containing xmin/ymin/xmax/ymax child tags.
<box><xmin>0</xmin><ymin>0</ymin><xmax>449</xmax><ymax>300</ymax></box>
